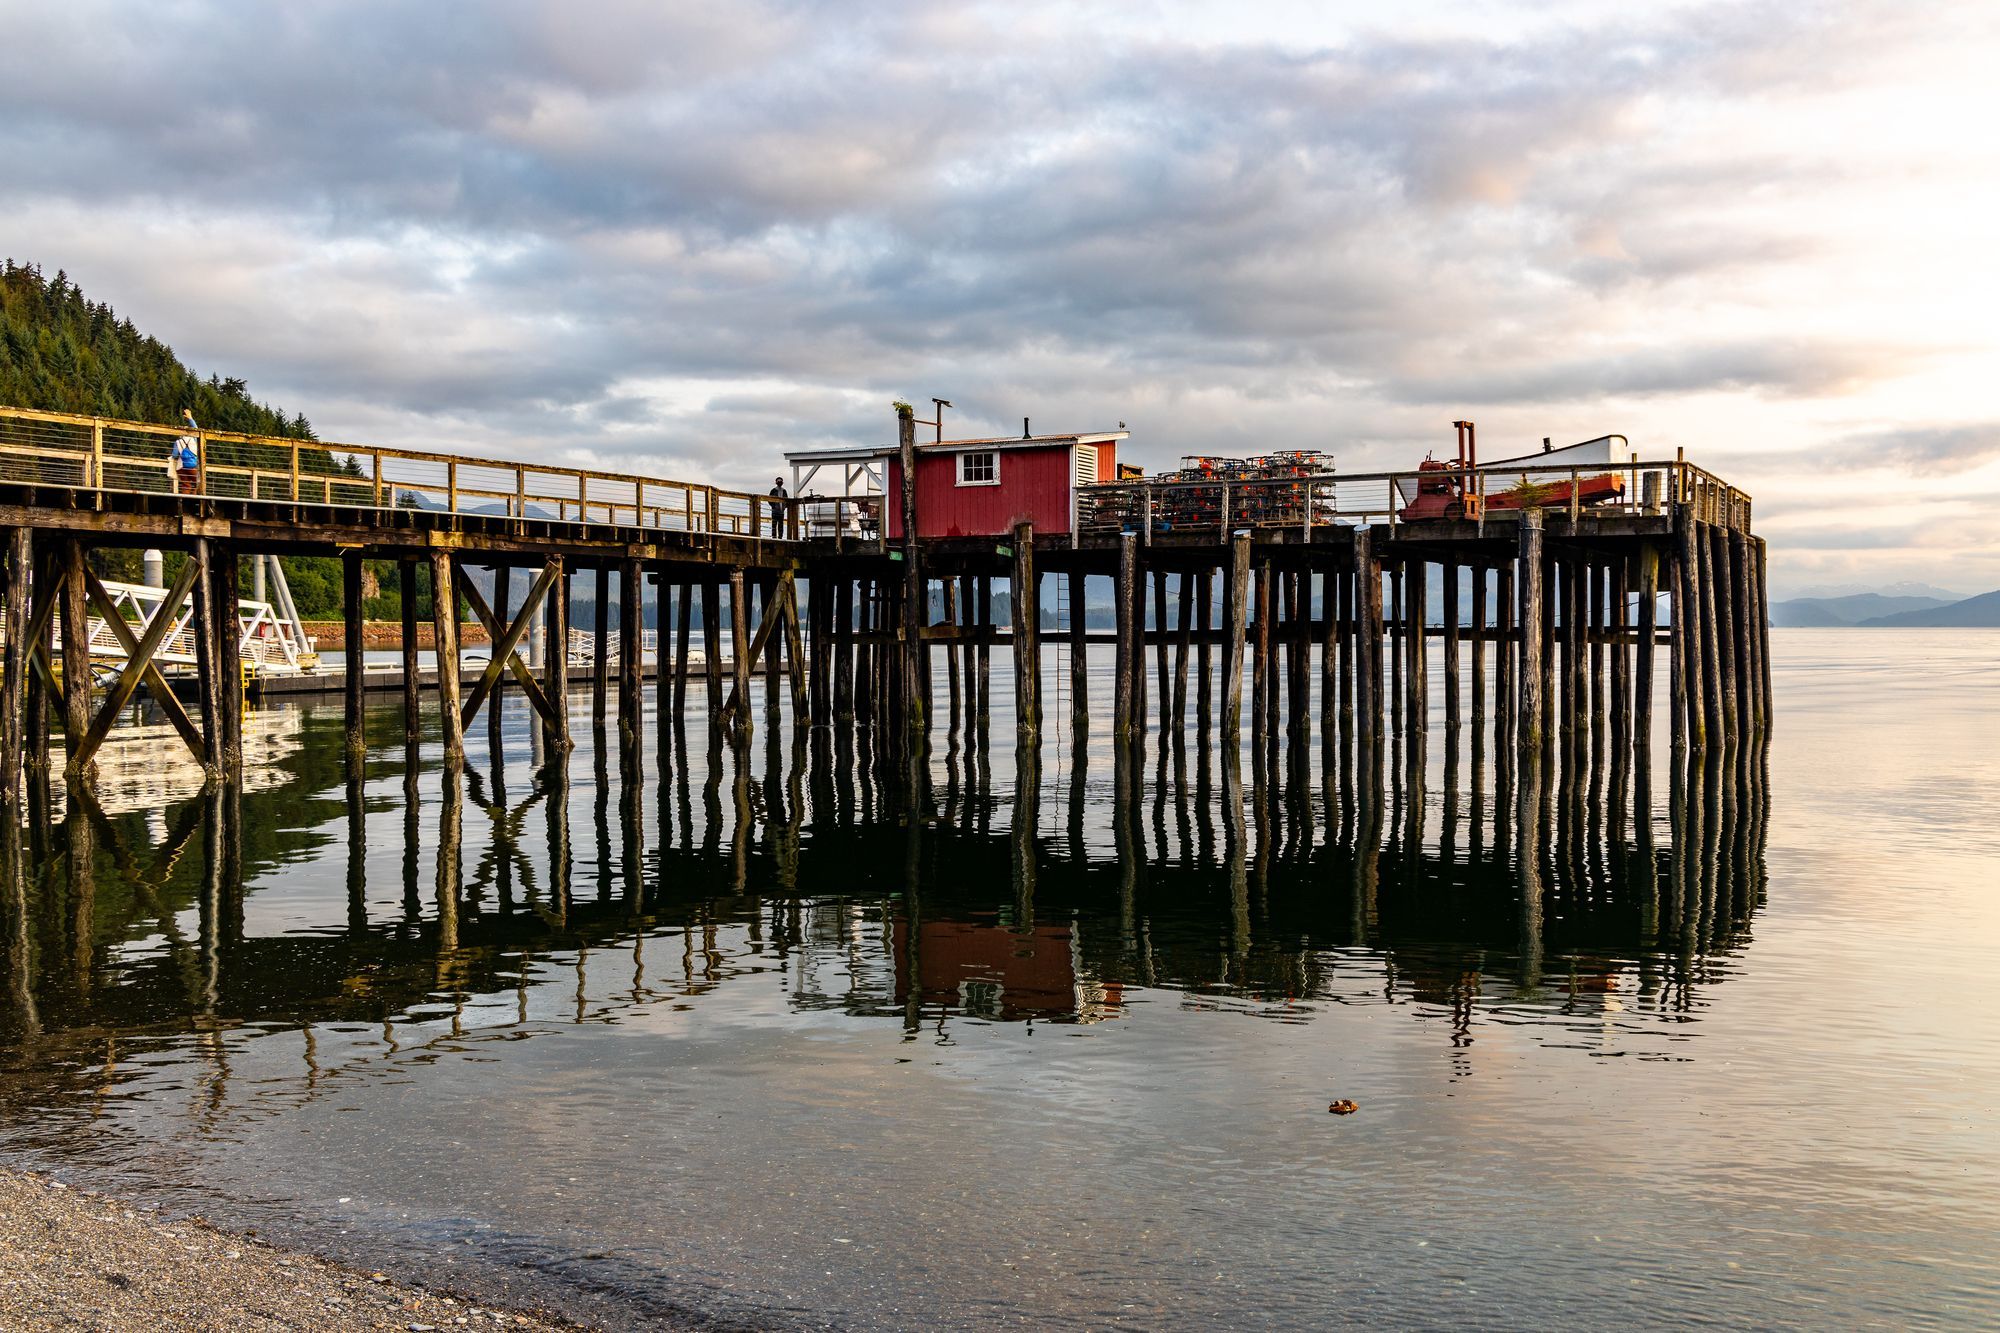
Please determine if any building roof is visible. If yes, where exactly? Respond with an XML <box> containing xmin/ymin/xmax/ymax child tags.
<box><xmin>786</xmin><ymin>429</ymin><xmax>1127</xmax><ymax>464</ymax></box>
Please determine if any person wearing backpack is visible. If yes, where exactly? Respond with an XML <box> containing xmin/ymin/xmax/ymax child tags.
<box><xmin>173</xmin><ymin>409</ymin><xmax>200</xmax><ymax>494</ymax></box>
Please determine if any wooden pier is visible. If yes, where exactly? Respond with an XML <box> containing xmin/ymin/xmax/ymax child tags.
<box><xmin>0</xmin><ymin>403</ymin><xmax>1769</xmax><ymax>812</ymax></box>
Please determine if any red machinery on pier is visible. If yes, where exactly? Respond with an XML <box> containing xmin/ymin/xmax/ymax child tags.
<box><xmin>1398</xmin><ymin>421</ymin><xmax>1625</xmax><ymax>522</ymax></box>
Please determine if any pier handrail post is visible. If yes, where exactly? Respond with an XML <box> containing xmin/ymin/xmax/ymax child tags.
<box><xmin>90</xmin><ymin>418</ymin><xmax>103</xmax><ymax>489</ymax></box>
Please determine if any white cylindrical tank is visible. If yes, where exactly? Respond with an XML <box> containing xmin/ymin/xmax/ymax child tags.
<box><xmin>142</xmin><ymin>549</ymin><xmax>164</xmax><ymax>588</ymax></box>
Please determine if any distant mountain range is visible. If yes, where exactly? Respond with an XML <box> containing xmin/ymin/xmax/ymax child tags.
<box><xmin>1857</xmin><ymin>589</ymin><xmax>2000</xmax><ymax>627</ymax></box>
<box><xmin>1769</xmin><ymin>588</ymin><xmax>2000</xmax><ymax>628</ymax></box>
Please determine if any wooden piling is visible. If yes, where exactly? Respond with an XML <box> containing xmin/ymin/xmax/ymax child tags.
<box><xmin>59</xmin><ymin>538</ymin><xmax>93</xmax><ymax>786</ymax></box>
<box><xmin>961</xmin><ymin>573</ymin><xmax>979</xmax><ymax>735</ymax></box>
<box><xmin>1012</xmin><ymin>522</ymin><xmax>1039</xmax><ymax>747</ymax></box>
<box><xmin>543</xmin><ymin>556</ymin><xmax>571</xmax><ymax>751</ymax></box>
<box><xmin>1196</xmin><ymin>568</ymin><xmax>1214</xmax><ymax>729</ymax></box>
<box><xmin>942</xmin><ymin>577</ymin><xmax>961</xmax><ymax>731</ymax></box>
<box><xmin>853</xmin><ymin>577</ymin><xmax>874</xmax><ymax>728</ymax></box>
<box><xmin>702</xmin><ymin>580</ymin><xmax>724</xmax><ymax>726</ymax></box>
<box><xmin>811</xmin><ymin>575</ymin><xmax>833</xmax><ymax>727</ymax></box>
<box><xmin>1517</xmin><ymin>513</ymin><xmax>1546</xmax><ymax>755</ymax></box>
<box><xmin>672</xmin><ymin>574</ymin><xmax>692</xmax><ymax>717</ymax></box>
<box><xmin>976</xmin><ymin>575</ymin><xmax>993</xmax><ymax>731</ymax></box>
<box><xmin>1711</xmin><ymin>528</ymin><xmax>1738</xmax><ymax>746</ymax></box>
<box><xmin>1442</xmin><ymin>562</ymin><xmax>1461</xmax><ymax>730</ymax></box>
<box><xmin>592</xmin><ymin>564</ymin><xmax>609</xmax><ymax>725</ymax></box>
<box><xmin>1697</xmin><ymin>524</ymin><xmax>1725</xmax><ymax>749</ymax></box>
<box><xmin>1558</xmin><ymin>557</ymin><xmax>1580</xmax><ymax>774</ymax></box>
<box><xmin>1251</xmin><ymin>561</ymin><xmax>1271</xmax><ymax>749</ymax></box>
<box><xmin>1355</xmin><ymin>529</ymin><xmax>1381</xmax><ymax>751</ymax></box>
<box><xmin>190</xmin><ymin>540</ymin><xmax>220</xmax><ymax>775</ymax></box>
<box><xmin>1730</xmin><ymin>529</ymin><xmax>1755</xmax><ymax>739</ymax></box>
<box><xmin>1337</xmin><ymin>563</ymin><xmax>1355</xmax><ymax>744</ymax></box>
<box><xmin>1539</xmin><ymin>546</ymin><xmax>1556</xmax><ymax>770</ymax></box>
<box><xmin>1222</xmin><ymin>532</ymin><xmax>1250</xmax><ymax>738</ymax></box>
<box><xmin>430</xmin><ymin>549</ymin><xmax>464</xmax><ymax>768</ymax></box>
<box><xmin>24</xmin><ymin>543</ymin><xmax>51</xmax><ymax>777</ymax></box>
<box><xmin>399</xmin><ymin>559</ymin><xmax>421</xmax><ymax>744</ymax></box>
<box><xmin>781</xmin><ymin>571</ymin><xmax>808</xmax><ymax>724</ymax></box>
<box><xmin>1406</xmin><ymin>557</ymin><xmax>1428</xmax><ymax>744</ymax></box>
<box><xmin>765</xmin><ymin>575</ymin><xmax>787</xmax><ymax>720</ymax></box>
<box><xmin>1469</xmin><ymin>565</ymin><xmax>1487</xmax><ymax>738</ymax></box>
<box><xmin>1610</xmin><ymin>556</ymin><xmax>1630</xmax><ymax>760</ymax></box>
<box><xmin>1317</xmin><ymin>567</ymin><xmax>1336</xmax><ymax>735</ymax></box>
<box><xmin>656</xmin><ymin>574</ymin><xmax>675</xmax><ymax>752</ymax></box>
<box><xmin>1174</xmin><ymin>570</ymin><xmax>1193</xmax><ymax>735</ymax></box>
<box><xmin>1636</xmin><ymin>543</ymin><xmax>1658</xmax><ymax>759</ymax></box>
<box><xmin>729</xmin><ymin>569</ymin><xmax>752</xmax><ymax>740</ymax></box>
<box><xmin>343</xmin><ymin>549</ymin><xmax>366</xmax><ymax>769</ymax></box>
<box><xmin>1</xmin><ymin>529</ymin><xmax>28</xmax><ymax>808</ymax></box>
<box><xmin>1590</xmin><ymin>561</ymin><xmax>1608</xmax><ymax>762</ymax></box>
<box><xmin>1115</xmin><ymin>534</ymin><xmax>1137</xmax><ymax>742</ymax></box>
<box><xmin>1069</xmin><ymin>569</ymin><xmax>1089</xmax><ymax>736</ymax></box>
<box><xmin>1495</xmin><ymin>563</ymin><xmax>1514</xmax><ymax>751</ymax></box>
<box><xmin>490</xmin><ymin>566</ymin><xmax>511</xmax><ymax>751</ymax></box>
<box><xmin>833</xmin><ymin>577</ymin><xmax>854</xmax><ymax>723</ymax></box>
<box><xmin>1286</xmin><ymin>569</ymin><xmax>1308</xmax><ymax>737</ymax></box>
<box><xmin>214</xmin><ymin>547</ymin><xmax>243</xmax><ymax>779</ymax></box>
<box><xmin>1389</xmin><ymin>563</ymin><xmax>1404</xmax><ymax>738</ymax></box>
<box><xmin>1754</xmin><ymin>537</ymin><xmax>1773</xmax><ymax>737</ymax></box>
<box><xmin>1672</xmin><ymin>516</ymin><xmax>1696</xmax><ymax>753</ymax></box>
<box><xmin>621</xmin><ymin>559</ymin><xmax>644</xmax><ymax>744</ymax></box>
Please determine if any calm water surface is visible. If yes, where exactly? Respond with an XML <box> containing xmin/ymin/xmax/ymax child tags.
<box><xmin>2</xmin><ymin>628</ymin><xmax>1996</xmax><ymax>1328</ymax></box>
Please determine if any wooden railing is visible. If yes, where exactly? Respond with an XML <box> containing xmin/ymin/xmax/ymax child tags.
<box><xmin>0</xmin><ymin>405</ymin><xmax>795</xmax><ymax>538</ymax></box>
<box><xmin>1076</xmin><ymin>456</ymin><xmax>1752</xmax><ymax>540</ymax></box>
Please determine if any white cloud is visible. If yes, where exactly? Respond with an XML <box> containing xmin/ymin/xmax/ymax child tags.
<box><xmin>2</xmin><ymin>0</ymin><xmax>1996</xmax><ymax>592</ymax></box>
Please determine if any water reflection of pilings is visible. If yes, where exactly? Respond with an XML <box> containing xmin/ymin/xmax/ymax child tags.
<box><xmin>1</xmin><ymin>697</ymin><xmax>1770</xmax><ymax>1072</ymax></box>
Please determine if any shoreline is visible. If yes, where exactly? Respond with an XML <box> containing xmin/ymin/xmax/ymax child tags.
<box><xmin>0</xmin><ymin>1167</ymin><xmax>584</xmax><ymax>1331</ymax></box>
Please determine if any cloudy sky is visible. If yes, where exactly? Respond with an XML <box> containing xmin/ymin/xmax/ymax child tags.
<box><xmin>4</xmin><ymin>0</ymin><xmax>1996</xmax><ymax>595</ymax></box>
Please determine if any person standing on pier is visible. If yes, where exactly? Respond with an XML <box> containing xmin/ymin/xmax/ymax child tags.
<box><xmin>173</xmin><ymin>408</ymin><xmax>200</xmax><ymax>494</ymax></box>
<box><xmin>769</xmin><ymin>476</ymin><xmax>788</xmax><ymax>532</ymax></box>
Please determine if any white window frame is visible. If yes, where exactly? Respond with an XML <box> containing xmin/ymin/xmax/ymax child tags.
<box><xmin>956</xmin><ymin>450</ymin><xmax>1001</xmax><ymax>487</ymax></box>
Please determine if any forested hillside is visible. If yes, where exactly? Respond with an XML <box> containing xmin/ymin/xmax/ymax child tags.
<box><xmin>0</xmin><ymin>261</ymin><xmax>426</xmax><ymax>617</ymax></box>
<box><xmin>0</xmin><ymin>261</ymin><xmax>317</xmax><ymax>439</ymax></box>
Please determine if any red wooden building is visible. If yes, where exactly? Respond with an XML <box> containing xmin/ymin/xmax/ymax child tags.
<box><xmin>786</xmin><ymin>429</ymin><xmax>1128</xmax><ymax>540</ymax></box>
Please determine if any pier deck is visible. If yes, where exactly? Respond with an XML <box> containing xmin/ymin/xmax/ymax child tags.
<box><xmin>0</xmin><ymin>403</ymin><xmax>1768</xmax><ymax>808</ymax></box>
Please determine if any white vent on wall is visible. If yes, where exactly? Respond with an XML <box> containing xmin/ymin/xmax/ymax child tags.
<box><xmin>1074</xmin><ymin>444</ymin><xmax>1098</xmax><ymax>486</ymax></box>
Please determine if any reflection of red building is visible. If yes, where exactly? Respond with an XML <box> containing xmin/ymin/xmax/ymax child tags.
<box><xmin>892</xmin><ymin>918</ymin><xmax>1123</xmax><ymax>1023</ymax></box>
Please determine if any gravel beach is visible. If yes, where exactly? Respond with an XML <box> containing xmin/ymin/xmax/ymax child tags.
<box><xmin>0</xmin><ymin>1168</ymin><xmax>578</xmax><ymax>1330</ymax></box>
